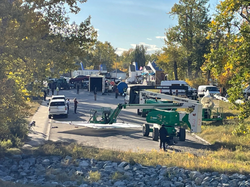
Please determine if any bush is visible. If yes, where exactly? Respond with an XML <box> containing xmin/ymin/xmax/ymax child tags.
<box><xmin>232</xmin><ymin>123</ymin><xmax>250</xmax><ymax>136</ymax></box>
<box><xmin>185</xmin><ymin>77</ymin><xmax>208</xmax><ymax>89</ymax></box>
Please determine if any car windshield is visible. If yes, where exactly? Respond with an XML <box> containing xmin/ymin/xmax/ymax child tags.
<box><xmin>206</xmin><ymin>87</ymin><xmax>219</xmax><ymax>91</ymax></box>
<box><xmin>50</xmin><ymin>102</ymin><xmax>65</xmax><ymax>106</ymax></box>
<box><xmin>52</xmin><ymin>97</ymin><xmax>65</xmax><ymax>100</ymax></box>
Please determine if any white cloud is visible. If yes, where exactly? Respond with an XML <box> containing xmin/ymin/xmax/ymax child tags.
<box><xmin>147</xmin><ymin>38</ymin><xmax>152</xmax><ymax>40</ymax></box>
<box><xmin>115</xmin><ymin>48</ymin><xmax>128</xmax><ymax>56</ymax></box>
<box><xmin>156</xmin><ymin>36</ymin><xmax>166</xmax><ymax>39</ymax></box>
<box><xmin>130</xmin><ymin>42</ymin><xmax>161</xmax><ymax>53</ymax></box>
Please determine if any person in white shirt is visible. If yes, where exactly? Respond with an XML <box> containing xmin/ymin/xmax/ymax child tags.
<box><xmin>66</xmin><ymin>99</ymin><xmax>70</xmax><ymax>113</ymax></box>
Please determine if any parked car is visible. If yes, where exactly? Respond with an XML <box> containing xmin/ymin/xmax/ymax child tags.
<box><xmin>48</xmin><ymin>99</ymin><xmax>68</xmax><ymax>119</ymax></box>
<box><xmin>51</xmin><ymin>95</ymin><xmax>66</xmax><ymax>101</ymax></box>
<box><xmin>69</xmin><ymin>75</ymin><xmax>89</xmax><ymax>85</ymax></box>
<box><xmin>198</xmin><ymin>85</ymin><xmax>220</xmax><ymax>98</ymax></box>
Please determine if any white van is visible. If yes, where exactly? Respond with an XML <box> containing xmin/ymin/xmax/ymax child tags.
<box><xmin>160</xmin><ymin>80</ymin><xmax>197</xmax><ymax>98</ymax></box>
<box><xmin>198</xmin><ymin>85</ymin><xmax>220</xmax><ymax>98</ymax></box>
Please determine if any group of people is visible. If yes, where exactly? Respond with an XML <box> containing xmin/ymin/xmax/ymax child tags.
<box><xmin>66</xmin><ymin>98</ymin><xmax>78</xmax><ymax>114</ymax></box>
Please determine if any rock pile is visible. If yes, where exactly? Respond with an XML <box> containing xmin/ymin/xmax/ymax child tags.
<box><xmin>0</xmin><ymin>155</ymin><xmax>249</xmax><ymax>187</ymax></box>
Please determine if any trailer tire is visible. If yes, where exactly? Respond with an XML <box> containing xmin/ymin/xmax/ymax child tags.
<box><xmin>179</xmin><ymin>128</ymin><xmax>186</xmax><ymax>141</ymax></box>
<box><xmin>141</xmin><ymin>111</ymin><xmax>147</xmax><ymax>117</ymax></box>
<box><xmin>137</xmin><ymin>109</ymin><xmax>141</xmax><ymax>115</ymax></box>
<box><xmin>152</xmin><ymin>128</ymin><xmax>159</xmax><ymax>141</ymax></box>
<box><xmin>142</xmin><ymin>124</ymin><xmax>150</xmax><ymax>136</ymax></box>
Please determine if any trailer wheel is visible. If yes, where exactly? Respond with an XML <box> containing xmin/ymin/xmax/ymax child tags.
<box><xmin>152</xmin><ymin>128</ymin><xmax>159</xmax><ymax>141</ymax></box>
<box><xmin>141</xmin><ymin>111</ymin><xmax>147</xmax><ymax>117</ymax></box>
<box><xmin>179</xmin><ymin>128</ymin><xmax>186</xmax><ymax>141</ymax></box>
<box><xmin>137</xmin><ymin>109</ymin><xmax>141</xmax><ymax>115</ymax></box>
<box><xmin>142</xmin><ymin>124</ymin><xmax>150</xmax><ymax>136</ymax></box>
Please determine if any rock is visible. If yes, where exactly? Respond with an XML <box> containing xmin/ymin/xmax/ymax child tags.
<box><xmin>174</xmin><ymin>181</ymin><xmax>184</xmax><ymax>187</ymax></box>
<box><xmin>79</xmin><ymin>160</ymin><xmax>89</xmax><ymax>168</ymax></box>
<box><xmin>195</xmin><ymin>176</ymin><xmax>203</xmax><ymax>185</ymax></box>
<box><xmin>124</xmin><ymin>164</ymin><xmax>131</xmax><ymax>171</ymax></box>
<box><xmin>189</xmin><ymin>171</ymin><xmax>201</xmax><ymax>180</ymax></box>
<box><xmin>1</xmin><ymin>176</ymin><xmax>14</xmax><ymax>181</ymax></box>
<box><xmin>118</xmin><ymin>161</ymin><xmax>128</xmax><ymax>168</ymax></box>
<box><xmin>114</xmin><ymin>180</ymin><xmax>125</xmax><ymax>186</ymax></box>
<box><xmin>75</xmin><ymin>170</ymin><xmax>84</xmax><ymax>176</ymax></box>
<box><xmin>42</xmin><ymin>159</ymin><xmax>50</xmax><ymax>166</ymax></box>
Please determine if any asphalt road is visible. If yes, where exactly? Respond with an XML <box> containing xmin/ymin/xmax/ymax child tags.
<box><xmin>48</xmin><ymin>89</ymin><xmax>208</xmax><ymax>153</ymax></box>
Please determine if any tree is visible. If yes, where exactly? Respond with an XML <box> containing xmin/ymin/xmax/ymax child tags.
<box><xmin>168</xmin><ymin>0</ymin><xmax>211</xmax><ymax>78</ymax></box>
<box><xmin>0</xmin><ymin>0</ymin><xmax>97</xmax><ymax>144</ymax></box>
<box><xmin>203</xmin><ymin>0</ymin><xmax>250</xmax><ymax>120</ymax></box>
<box><xmin>134</xmin><ymin>45</ymin><xmax>147</xmax><ymax>68</ymax></box>
<box><xmin>156</xmin><ymin>45</ymin><xmax>187</xmax><ymax>80</ymax></box>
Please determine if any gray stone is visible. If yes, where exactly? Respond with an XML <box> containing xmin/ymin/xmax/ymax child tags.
<box><xmin>42</xmin><ymin>159</ymin><xmax>50</xmax><ymax>165</ymax></box>
<box><xmin>79</xmin><ymin>160</ymin><xmax>89</xmax><ymax>168</ymax></box>
<box><xmin>124</xmin><ymin>164</ymin><xmax>131</xmax><ymax>171</ymax></box>
<box><xmin>221</xmin><ymin>174</ymin><xmax>229</xmax><ymax>182</ymax></box>
<box><xmin>79</xmin><ymin>184</ymin><xmax>89</xmax><ymax>187</ymax></box>
<box><xmin>195</xmin><ymin>176</ymin><xmax>203</xmax><ymax>185</ymax></box>
<box><xmin>75</xmin><ymin>170</ymin><xmax>84</xmax><ymax>176</ymax></box>
<box><xmin>1</xmin><ymin>176</ymin><xmax>14</xmax><ymax>181</ymax></box>
<box><xmin>174</xmin><ymin>181</ymin><xmax>184</xmax><ymax>187</ymax></box>
<box><xmin>10</xmin><ymin>165</ymin><xmax>18</xmax><ymax>172</ymax></box>
<box><xmin>114</xmin><ymin>180</ymin><xmax>125</xmax><ymax>186</ymax></box>
<box><xmin>118</xmin><ymin>161</ymin><xmax>128</xmax><ymax>168</ymax></box>
<box><xmin>189</xmin><ymin>171</ymin><xmax>201</xmax><ymax>180</ymax></box>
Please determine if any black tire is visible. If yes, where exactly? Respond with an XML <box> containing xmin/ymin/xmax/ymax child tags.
<box><xmin>137</xmin><ymin>109</ymin><xmax>142</xmax><ymax>115</ymax></box>
<box><xmin>179</xmin><ymin>128</ymin><xmax>186</xmax><ymax>141</ymax></box>
<box><xmin>65</xmin><ymin>114</ymin><xmax>68</xmax><ymax>118</ymax></box>
<box><xmin>152</xmin><ymin>128</ymin><xmax>159</xmax><ymax>141</ymax></box>
<box><xmin>141</xmin><ymin>111</ymin><xmax>147</xmax><ymax>117</ymax></box>
<box><xmin>48</xmin><ymin>115</ymin><xmax>51</xmax><ymax>119</ymax></box>
<box><xmin>142</xmin><ymin>124</ymin><xmax>150</xmax><ymax>136</ymax></box>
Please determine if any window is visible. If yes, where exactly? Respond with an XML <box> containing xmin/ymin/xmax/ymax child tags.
<box><xmin>206</xmin><ymin>87</ymin><xmax>218</xmax><ymax>91</ymax></box>
<box><xmin>50</xmin><ymin>102</ymin><xmax>65</xmax><ymax>106</ymax></box>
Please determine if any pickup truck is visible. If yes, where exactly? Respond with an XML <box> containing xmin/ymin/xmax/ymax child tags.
<box><xmin>69</xmin><ymin>75</ymin><xmax>89</xmax><ymax>87</ymax></box>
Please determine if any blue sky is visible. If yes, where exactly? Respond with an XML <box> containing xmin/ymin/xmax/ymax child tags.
<box><xmin>69</xmin><ymin>0</ymin><xmax>219</xmax><ymax>55</ymax></box>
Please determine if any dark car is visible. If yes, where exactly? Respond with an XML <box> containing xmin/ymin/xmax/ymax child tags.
<box><xmin>69</xmin><ymin>75</ymin><xmax>89</xmax><ymax>84</ymax></box>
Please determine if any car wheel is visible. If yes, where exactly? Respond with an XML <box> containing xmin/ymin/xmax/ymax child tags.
<box><xmin>48</xmin><ymin>115</ymin><xmax>51</xmax><ymax>119</ymax></box>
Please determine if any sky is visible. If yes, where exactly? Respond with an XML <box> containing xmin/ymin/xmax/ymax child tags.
<box><xmin>69</xmin><ymin>0</ymin><xmax>220</xmax><ymax>56</ymax></box>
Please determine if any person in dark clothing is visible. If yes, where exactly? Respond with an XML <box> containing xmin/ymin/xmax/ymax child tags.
<box><xmin>76</xmin><ymin>83</ymin><xmax>80</xmax><ymax>94</ymax></box>
<box><xmin>115</xmin><ymin>88</ymin><xmax>119</xmax><ymax>98</ymax></box>
<box><xmin>43</xmin><ymin>90</ymin><xmax>47</xmax><ymax>101</ymax></box>
<box><xmin>94</xmin><ymin>87</ymin><xmax>97</xmax><ymax>101</ymax></box>
<box><xmin>159</xmin><ymin>125</ymin><xmax>168</xmax><ymax>151</ymax></box>
<box><xmin>74</xmin><ymin>98</ymin><xmax>78</xmax><ymax>114</ymax></box>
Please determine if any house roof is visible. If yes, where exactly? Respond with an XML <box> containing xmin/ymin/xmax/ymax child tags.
<box><xmin>151</xmin><ymin>61</ymin><xmax>163</xmax><ymax>71</ymax></box>
<box><xmin>111</xmin><ymin>69</ymin><xmax>125</xmax><ymax>73</ymax></box>
<box><xmin>144</xmin><ymin>66</ymin><xmax>152</xmax><ymax>71</ymax></box>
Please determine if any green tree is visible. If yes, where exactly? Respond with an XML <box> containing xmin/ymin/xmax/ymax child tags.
<box><xmin>134</xmin><ymin>45</ymin><xmax>147</xmax><ymax>68</ymax></box>
<box><xmin>168</xmin><ymin>0</ymin><xmax>211</xmax><ymax>78</ymax></box>
<box><xmin>203</xmin><ymin>0</ymin><xmax>250</xmax><ymax>120</ymax></box>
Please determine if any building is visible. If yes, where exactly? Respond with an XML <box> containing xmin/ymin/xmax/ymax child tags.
<box><xmin>110</xmin><ymin>69</ymin><xmax>127</xmax><ymax>80</ymax></box>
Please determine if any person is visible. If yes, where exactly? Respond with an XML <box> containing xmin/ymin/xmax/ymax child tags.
<box><xmin>77</xmin><ymin>83</ymin><xmax>80</xmax><ymax>94</ymax></box>
<box><xmin>115</xmin><ymin>88</ymin><xmax>119</xmax><ymax>98</ymax></box>
<box><xmin>159</xmin><ymin>125</ymin><xmax>168</xmax><ymax>151</ymax></box>
<box><xmin>47</xmin><ymin>86</ymin><xmax>50</xmax><ymax>95</ymax></box>
<box><xmin>66</xmin><ymin>98</ymin><xmax>70</xmax><ymax>113</ymax></box>
<box><xmin>43</xmin><ymin>90</ymin><xmax>47</xmax><ymax>101</ymax></box>
<box><xmin>56</xmin><ymin>86</ymin><xmax>59</xmax><ymax>95</ymax></box>
<box><xmin>74</xmin><ymin>98</ymin><xmax>78</xmax><ymax>114</ymax></box>
<box><xmin>94</xmin><ymin>87</ymin><xmax>97</xmax><ymax>101</ymax></box>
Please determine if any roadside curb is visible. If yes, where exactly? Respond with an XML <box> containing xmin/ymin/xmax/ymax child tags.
<box><xmin>187</xmin><ymin>130</ymin><xmax>211</xmax><ymax>145</ymax></box>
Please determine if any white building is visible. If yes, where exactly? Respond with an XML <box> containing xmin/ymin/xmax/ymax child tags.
<box><xmin>110</xmin><ymin>69</ymin><xmax>127</xmax><ymax>80</ymax></box>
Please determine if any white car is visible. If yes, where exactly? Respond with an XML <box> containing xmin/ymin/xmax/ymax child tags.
<box><xmin>48</xmin><ymin>99</ymin><xmax>68</xmax><ymax>118</ymax></box>
<box><xmin>198</xmin><ymin>85</ymin><xmax>220</xmax><ymax>98</ymax></box>
<box><xmin>51</xmin><ymin>95</ymin><xmax>66</xmax><ymax>101</ymax></box>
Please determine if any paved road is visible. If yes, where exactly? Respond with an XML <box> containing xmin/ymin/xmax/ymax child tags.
<box><xmin>48</xmin><ymin>89</ymin><xmax>208</xmax><ymax>153</ymax></box>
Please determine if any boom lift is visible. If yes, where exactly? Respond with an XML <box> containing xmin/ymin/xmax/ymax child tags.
<box><xmin>69</xmin><ymin>85</ymin><xmax>202</xmax><ymax>143</ymax></box>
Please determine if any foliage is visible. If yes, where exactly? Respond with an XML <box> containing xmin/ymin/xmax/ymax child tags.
<box><xmin>185</xmin><ymin>77</ymin><xmax>208</xmax><ymax>89</ymax></box>
<box><xmin>0</xmin><ymin>0</ymin><xmax>96</xmax><ymax>147</ymax></box>
<box><xmin>156</xmin><ymin>44</ymin><xmax>187</xmax><ymax>80</ymax></box>
<box><xmin>134</xmin><ymin>45</ymin><xmax>147</xmax><ymax>68</ymax></box>
<box><xmin>88</xmin><ymin>171</ymin><xmax>101</xmax><ymax>183</ymax></box>
<box><xmin>168</xmin><ymin>0</ymin><xmax>211</xmax><ymax>78</ymax></box>
<box><xmin>232</xmin><ymin>123</ymin><xmax>250</xmax><ymax>136</ymax></box>
<box><xmin>203</xmin><ymin>0</ymin><xmax>250</xmax><ymax>120</ymax></box>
